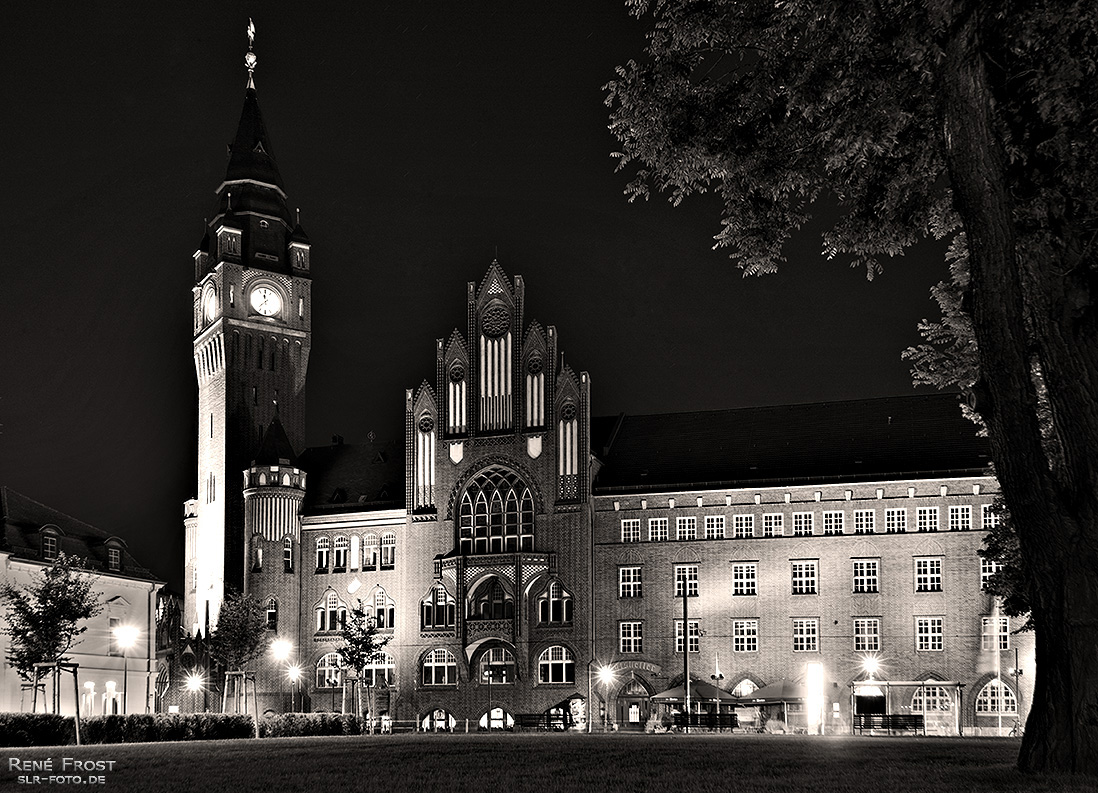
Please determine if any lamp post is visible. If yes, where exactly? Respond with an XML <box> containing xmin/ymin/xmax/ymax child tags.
<box><xmin>287</xmin><ymin>665</ymin><xmax>302</xmax><ymax>713</ymax></box>
<box><xmin>113</xmin><ymin>625</ymin><xmax>139</xmax><ymax>715</ymax></box>
<box><xmin>184</xmin><ymin>671</ymin><xmax>204</xmax><ymax>714</ymax></box>
<box><xmin>271</xmin><ymin>639</ymin><xmax>292</xmax><ymax>713</ymax></box>
<box><xmin>1008</xmin><ymin>647</ymin><xmax>1023</xmax><ymax>722</ymax></box>
<box><xmin>597</xmin><ymin>665</ymin><xmax>615</xmax><ymax>732</ymax></box>
<box><xmin>483</xmin><ymin>665</ymin><xmax>494</xmax><ymax>731</ymax></box>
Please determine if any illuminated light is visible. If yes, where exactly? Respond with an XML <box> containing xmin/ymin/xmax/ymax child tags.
<box><xmin>184</xmin><ymin>672</ymin><xmax>204</xmax><ymax>693</ymax></box>
<box><xmin>806</xmin><ymin>662</ymin><xmax>824</xmax><ymax>734</ymax></box>
<box><xmin>596</xmin><ymin>666</ymin><xmax>615</xmax><ymax>686</ymax></box>
<box><xmin>271</xmin><ymin>639</ymin><xmax>292</xmax><ymax>662</ymax></box>
<box><xmin>113</xmin><ymin>624</ymin><xmax>139</xmax><ymax>649</ymax></box>
<box><xmin>862</xmin><ymin>656</ymin><xmax>880</xmax><ymax>679</ymax></box>
<box><xmin>287</xmin><ymin>665</ymin><xmax>302</xmax><ymax>683</ymax></box>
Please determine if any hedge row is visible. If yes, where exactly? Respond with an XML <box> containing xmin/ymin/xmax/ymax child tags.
<box><xmin>0</xmin><ymin>712</ymin><xmax>371</xmax><ymax>747</ymax></box>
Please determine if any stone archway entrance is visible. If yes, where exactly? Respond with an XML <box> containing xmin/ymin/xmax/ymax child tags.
<box><xmin>616</xmin><ymin>678</ymin><xmax>650</xmax><ymax>731</ymax></box>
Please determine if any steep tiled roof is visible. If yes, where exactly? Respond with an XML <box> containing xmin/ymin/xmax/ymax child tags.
<box><xmin>225</xmin><ymin>88</ymin><xmax>283</xmax><ymax>190</ymax></box>
<box><xmin>591</xmin><ymin>393</ymin><xmax>990</xmax><ymax>494</ymax></box>
<box><xmin>297</xmin><ymin>439</ymin><xmax>404</xmax><ymax>514</ymax></box>
<box><xmin>0</xmin><ymin>488</ymin><xmax>158</xmax><ymax>581</ymax></box>
<box><xmin>253</xmin><ymin>415</ymin><xmax>296</xmax><ymax>466</ymax></box>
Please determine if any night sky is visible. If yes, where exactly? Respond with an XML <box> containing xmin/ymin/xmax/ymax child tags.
<box><xmin>0</xmin><ymin>2</ymin><xmax>951</xmax><ymax>592</ymax></box>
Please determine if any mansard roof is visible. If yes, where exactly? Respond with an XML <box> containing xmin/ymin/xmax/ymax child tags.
<box><xmin>591</xmin><ymin>393</ymin><xmax>991</xmax><ymax>494</ymax></box>
<box><xmin>0</xmin><ymin>488</ymin><xmax>158</xmax><ymax>581</ymax></box>
<box><xmin>297</xmin><ymin>438</ymin><xmax>404</xmax><ymax>514</ymax></box>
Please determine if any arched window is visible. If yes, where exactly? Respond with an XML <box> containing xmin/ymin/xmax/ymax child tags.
<box><xmin>363</xmin><ymin>534</ymin><xmax>378</xmax><ymax>570</ymax></box>
<box><xmin>538</xmin><ymin>646</ymin><xmax>575</xmax><ymax>684</ymax></box>
<box><xmin>368</xmin><ymin>588</ymin><xmax>396</xmax><ymax>630</ymax></box>
<box><xmin>333</xmin><ymin>536</ymin><xmax>349</xmax><ymax>570</ymax></box>
<box><xmin>975</xmin><ymin>680</ymin><xmax>1018</xmax><ymax>714</ymax></box>
<box><xmin>479</xmin><ymin>647</ymin><xmax>516</xmax><ymax>684</ymax></box>
<box><xmin>469</xmin><ymin>578</ymin><xmax>513</xmax><ymax>621</ymax></box>
<box><xmin>316</xmin><ymin>653</ymin><xmax>342</xmax><ymax>689</ymax></box>
<box><xmin>422</xmin><ymin>649</ymin><xmax>457</xmax><ymax>686</ymax></box>
<box><xmin>421</xmin><ymin>586</ymin><xmax>456</xmax><ymax>630</ymax></box>
<box><xmin>363</xmin><ymin>651</ymin><xmax>395</xmax><ymax>687</ymax></box>
<box><xmin>422</xmin><ymin>709</ymin><xmax>456</xmax><ymax>732</ymax></box>
<box><xmin>731</xmin><ymin>678</ymin><xmax>758</xmax><ymax>698</ymax></box>
<box><xmin>538</xmin><ymin>580</ymin><xmax>573</xmax><ymax>624</ymax></box>
<box><xmin>316</xmin><ymin>592</ymin><xmax>347</xmax><ymax>633</ymax></box>
<box><xmin>265</xmin><ymin>598</ymin><xmax>278</xmax><ymax>631</ymax></box>
<box><xmin>458</xmin><ymin>467</ymin><xmax>535</xmax><ymax>555</ymax></box>
<box><xmin>381</xmin><ymin>532</ymin><xmax>396</xmax><ymax>569</ymax></box>
<box><xmin>316</xmin><ymin>536</ymin><xmax>330</xmax><ymax>570</ymax></box>
<box><xmin>911</xmin><ymin>684</ymin><xmax>953</xmax><ymax>712</ymax></box>
<box><xmin>283</xmin><ymin>536</ymin><xmax>293</xmax><ymax>573</ymax></box>
<box><xmin>479</xmin><ymin>707</ymin><xmax>514</xmax><ymax>731</ymax></box>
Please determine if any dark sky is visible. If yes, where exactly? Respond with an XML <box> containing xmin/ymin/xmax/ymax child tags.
<box><xmin>0</xmin><ymin>1</ymin><xmax>950</xmax><ymax>591</ymax></box>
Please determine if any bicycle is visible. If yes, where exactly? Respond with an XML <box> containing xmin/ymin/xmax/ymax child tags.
<box><xmin>1008</xmin><ymin>719</ymin><xmax>1024</xmax><ymax>738</ymax></box>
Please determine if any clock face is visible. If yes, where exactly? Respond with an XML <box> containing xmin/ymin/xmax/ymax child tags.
<box><xmin>250</xmin><ymin>286</ymin><xmax>282</xmax><ymax>317</ymax></box>
<box><xmin>202</xmin><ymin>287</ymin><xmax>218</xmax><ymax>323</ymax></box>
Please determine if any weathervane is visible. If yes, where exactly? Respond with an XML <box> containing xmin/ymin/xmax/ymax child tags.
<box><xmin>245</xmin><ymin>18</ymin><xmax>257</xmax><ymax>87</ymax></box>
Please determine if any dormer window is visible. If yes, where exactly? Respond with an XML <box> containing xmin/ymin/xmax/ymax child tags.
<box><xmin>108</xmin><ymin>547</ymin><xmax>121</xmax><ymax>572</ymax></box>
<box><xmin>216</xmin><ymin>226</ymin><xmax>242</xmax><ymax>260</ymax></box>
<box><xmin>42</xmin><ymin>534</ymin><xmax>58</xmax><ymax>561</ymax></box>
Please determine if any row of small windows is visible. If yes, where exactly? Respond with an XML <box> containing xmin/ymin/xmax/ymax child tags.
<box><xmin>312</xmin><ymin>589</ymin><xmax>397</xmax><ymax>633</ymax></box>
<box><xmin>418</xmin><ymin>580</ymin><xmax>573</xmax><ymax>630</ymax></box>
<box><xmin>41</xmin><ymin>533</ymin><xmax>121</xmax><ymax>572</ymax></box>
<box><xmin>315</xmin><ymin>533</ymin><xmax>396</xmax><ymax>572</ymax></box>
<box><xmin>315</xmin><ymin>646</ymin><xmax>578</xmax><ymax>689</ymax></box>
<box><xmin>618</xmin><ymin>557</ymin><xmax>1002</xmax><ymax>599</ymax></box>
<box><xmin>620</xmin><ymin>505</ymin><xmax>999</xmax><ymax>542</ymax></box>
<box><xmin>618</xmin><ymin>615</ymin><xmax>1011</xmax><ymax>654</ymax></box>
<box><xmin>458</xmin><ymin>471</ymin><xmax>535</xmax><ymax>554</ymax></box>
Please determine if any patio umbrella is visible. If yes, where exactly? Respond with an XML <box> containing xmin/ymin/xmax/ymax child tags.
<box><xmin>650</xmin><ymin>682</ymin><xmax>736</xmax><ymax>707</ymax></box>
<box><xmin>737</xmin><ymin>679</ymin><xmax>806</xmax><ymax>726</ymax></box>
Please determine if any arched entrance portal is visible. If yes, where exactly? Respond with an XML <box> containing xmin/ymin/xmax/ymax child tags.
<box><xmin>616</xmin><ymin>678</ymin><xmax>650</xmax><ymax>731</ymax></box>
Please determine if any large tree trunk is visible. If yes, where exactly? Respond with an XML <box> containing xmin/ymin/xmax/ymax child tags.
<box><xmin>931</xmin><ymin>0</ymin><xmax>1098</xmax><ymax>775</ymax></box>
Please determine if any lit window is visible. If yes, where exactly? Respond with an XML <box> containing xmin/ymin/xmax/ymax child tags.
<box><xmin>674</xmin><ymin>620</ymin><xmax>700</xmax><ymax>653</ymax></box>
<box><xmin>704</xmin><ymin>516</ymin><xmax>725</xmax><ymax>539</ymax></box>
<box><xmin>792</xmin><ymin>513</ymin><xmax>813</xmax><ymax>536</ymax></box>
<box><xmin>265</xmin><ymin>598</ymin><xmax>278</xmax><ymax>631</ymax></box>
<box><xmin>762</xmin><ymin>514</ymin><xmax>783</xmax><ymax>537</ymax></box>
<box><xmin>619</xmin><ymin>567</ymin><xmax>642</xmax><ymax>598</ymax></box>
<box><xmin>885</xmin><ymin>508</ymin><xmax>907</xmax><ymax>533</ymax></box>
<box><xmin>457</xmin><ymin>468</ymin><xmax>535</xmax><ymax>554</ymax></box>
<box><xmin>362</xmin><ymin>533</ymin><xmax>378</xmax><ymax>570</ymax></box>
<box><xmin>42</xmin><ymin>535</ymin><xmax>58</xmax><ymax>561</ymax></box>
<box><xmin>369</xmin><ymin>588</ymin><xmax>396</xmax><ymax>629</ymax></box>
<box><xmin>980</xmin><ymin>558</ymin><xmax>1003</xmax><ymax>590</ymax></box>
<box><xmin>479</xmin><ymin>647</ymin><xmax>516</xmax><ymax>683</ymax></box>
<box><xmin>854</xmin><ymin>618</ymin><xmax>880</xmax><ymax>652</ymax></box>
<box><xmin>917</xmin><ymin>507</ymin><xmax>939</xmax><ymax>532</ymax></box>
<box><xmin>315</xmin><ymin>592</ymin><xmax>346</xmax><ymax>633</ymax></box>
<box><xmin>912</xmin><ymin>684</ymin><xmax>952</xmax><ymax>711</ymax></box>
<box><xmin>853</xmin><ymin>510</ymin><xmax>875</xmax><ymax>534</ymax></box>
<box><xmin>822</xmin><ymin>511</ymin><xmax>844</xmax><ymax>536</ymax></box>
<box><xmin>731</xmin><ymin>678</ymin><xmax>758</xmax><ymax>697</ymax></box>
<box><xmin>315</xmin><ymin>536</ymin><xmax>330</xmax><ymax>570</ymax></box>
<box><xmin>949</xmin><ymin>505</ymin><xmax>972</xmax><ymax>531</ymax></box>
<box><xmin>733</xmin><ymin>620</ymin><xmax>758</xmax><ymax>653</ymax></box>
<box><xmin>791</xmin><ymin>560</ymin><xmax>818</xmax><ymax>595</ymax></box>
<box><xmin>674</xmin><ymin>565</ymin><xmax>699</xmax><ymax>597</ymax></box>
<box><xmin>981</xmin><ymin>503</ymin><xmax>1001</xmax><ymax>529</ymax></box>
<box><xmin>916</xmin><ymin>617</ymin><xmax>944</xmax><ymax>651</ymax></box>
<box><xmin>421</xmin><ymin>585</ymin><xmax>456</xmax><ymax>630</ymax></box>
<box><xmin>792</xmin><ymin>618</ymin><xmax>818</xmax><ymax>652</ymax></box>
<box><xmin>538</xmin><ymin>646</ymin><xmax>575</xmax><ymax>683</ymax></box>
<box><xmin>283</xmin><ymin>537</ymin><xmax>293</xmax><ymax>573</ymax></box>
<box><xmin>108</xmin><ymin>618</ymin><xmax>120</xmax><ymax>656</ymax></box>
<box><xmin>108</xmin><ymin>547</ymin><xmax>122</xmax><ymax>572</ymax></box>
<box><xmin>620</xmin><ymin>519</ymin><xmax>641</xmax><ymax>543</ymax></box>
<box><xmin>333</xmin><ymin>536</ymin><xmax>349</xmax><ymax>570</ymax></box>
<box><xmin>381</xmin><ymin>532</ymin><xmax>396</xmax><ymax>569</ymax></box>
<box><xmin>733</xmin><ymin>515</ymin><xmax>754</xmax><ymax>539</ymax></box>
<box><xmin>648</xmin><ymin>518</ymin><xmax>669</xmax><ymax>542</ymax></box>
<box><xmin>619</xmin><ymin>622</ymin><xmax>643</xmax><ymax>653</ymax></box>
<box><xmin>981</xmin><ymin>616</ymin><xmax>1010</xmax><ymax>651</ymax></box>
<box><xmin>422</xmin><ymin>649</ymin><xmax>458</xmax><ymax>685</ymax></box>
<box><xmin>469</xmin><ymin>578</ymin><xmax>513</xmax><ymax>620</ymax></box>
<box><xmin>915</xmin><ymin>557</ymin><xmax>943</xmax><ymax>592</ymax></box>
<box><xmin>363</xmin><ymin>651</ymin><xmax>395</xmax><ymax>687</ymax></box>
<box><xmin>676</xmin><ymin>517</ymin><xmax>697</xmax><ymax>541</ymax></box>
<box><xmin>732</xmin><ymin>563</ymin><xmax>757</xmax><ymax>596</ymax></box>
<box><xmin>316</xmin><ymin>653</ymin><xmax>342</xmax><ymax>689</ymax></box>
<box><xmin>852</xmin><ymin>559</ymin><xmax>879</xmax><ymax>593</ymax></box>
<box><xmin>975</xmin><ymin>680</ymin><xmax>1018</xmax><ymax>714</ymax></box>
<box><xmin>538</xmin><ymin>581</ymin><xmax>573</xmax><ymax>623</ymax></box>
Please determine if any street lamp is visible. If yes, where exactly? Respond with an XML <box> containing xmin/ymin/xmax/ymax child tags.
<box><xmin>862</xmin><ymin>656</ymin><xmax>880</xmax><ymax>680</ymax></box>
<box><xmin>113</xmin><ymin>625</ymin><xmax>139</xmax><ymax>715</ymax></box>
<box><xmin>271</xmin><ymin>639</ymin><xmax>292</xmax><ymax>713</ymax></box>
<box><xmin>287</xmin><ymin>665</ymin><xmax>302</xmax><ymax>713</ymax></box>
<box><xmin>184</xmin><ymin>671</ymin><xmax>204</xmax><ymax>714</ymax></box>
<box><xmin>597</xmin><ymin>665</ymin><xmax>615</xmax><ymax>732</ymax></box>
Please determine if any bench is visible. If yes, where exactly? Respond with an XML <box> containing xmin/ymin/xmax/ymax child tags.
<box><xmin>854</xmin><ymin>714</ymin><xmax>926</xmax><ymax>734</ymax></box>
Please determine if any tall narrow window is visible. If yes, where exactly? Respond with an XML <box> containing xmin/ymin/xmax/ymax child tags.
<box><xmin>674</xmin><ymin>565</ymin><xmax>699</xmax><ymax>597</ymax></box>
<box><xmin>380</xmin><ymin>532</ymin><xmax>397</xmax><ymax>568</ymax></box>
<box><xmin>315</xmin><ymin>537</ymin><xmax>330</xmax><ymax>570</ymax></box>
<box><xmin>265</xmin><ymin>598</ymin><xmax>278</xmax><ymax>631</ymax></box>
<box><xmin>283</xmin><ymin>537</ymin><xmax>293</xmax><ymax>573</ymax></box>
<box><xmin>363</xmin><ymin>534</ymin><xmax>378</xmax><ymax>570</ymax></box>
<box><xmin>538</xmin><ymin>581</ymin><xmax>573</xmax><ymax>623</ymax></box>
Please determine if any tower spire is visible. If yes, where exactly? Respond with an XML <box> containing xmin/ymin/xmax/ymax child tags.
<box><xmin>245</xmin><ymin>18</ymin><xmax>257</xmax><ymax>89</ymax></box>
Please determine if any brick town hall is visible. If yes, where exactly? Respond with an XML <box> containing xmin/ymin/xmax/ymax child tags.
<box><xmin>174</xmin><ymin>41</ymin><xmax>1032</xmax><ymax>735</ymax></box>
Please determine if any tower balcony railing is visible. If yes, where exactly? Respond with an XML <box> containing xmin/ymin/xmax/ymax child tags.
<box><xmin>464</xmin><ymin>619</ymin><xmax>513</xmax><ymax>645</ymax></box>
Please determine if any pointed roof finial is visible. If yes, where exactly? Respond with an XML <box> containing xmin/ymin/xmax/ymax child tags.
<box><xmin>296</xmin><ymin>207</ymin><xmax>301</xmax><ymax>225</ymax></box>
<box><xmin>245</xmin><ymin>18</ymin><xmax>258</xmax><ymax>89</ymax></box>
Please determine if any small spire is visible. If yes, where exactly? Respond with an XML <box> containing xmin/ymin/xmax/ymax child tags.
<box><xmin>245</xmin><ymin>18</ymin><xmax>257</xmax><ymax>89</ymax></box>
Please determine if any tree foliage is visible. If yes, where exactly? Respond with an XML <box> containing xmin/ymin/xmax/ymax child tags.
<box><xmin>335</xmin><ymin>599</ymin><xmax>390</xmax><ymax>679</ymax></box>
<box><xmin>607</xmin><ymin>0</ymin><xmax>1098</xmax><ymax>775</ymax></box>
<box><xmin>207</xmin><ymin>592</ymin><xmax>267</xmax><ymax>672</ymax></box>
<box><xmin>0</xmin><ymin>554</ymin><xmax>102</xmax><ymax>682</ymax></box>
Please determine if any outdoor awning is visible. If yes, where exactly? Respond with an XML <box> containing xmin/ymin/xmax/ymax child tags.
<box><xmin>738</xmin><ymin>679</ymin><xmax>807</xmax><ymax>705</ymax></box>
<box><xmin>650</xmin><ymin>681</ymin><xmax>736</xmax><ymax>703</ymax></box>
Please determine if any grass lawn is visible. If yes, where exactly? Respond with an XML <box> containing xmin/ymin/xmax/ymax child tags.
<box><xmin>2</xmin><ymin>733</ymin><xmax>1093</xmax><ymax>793</ymax></box>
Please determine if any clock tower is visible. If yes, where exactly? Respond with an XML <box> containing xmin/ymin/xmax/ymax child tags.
<box><xmin>185</xmin><ymin>30</ymin><xmax>312</xmax><ymax>635</ymax></box>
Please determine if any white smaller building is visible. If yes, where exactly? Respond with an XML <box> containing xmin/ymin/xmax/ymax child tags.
<box><xmin>0</xmin><ymin>488</ymin><xmax>161</xmax><ymax>716</ymax></box>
